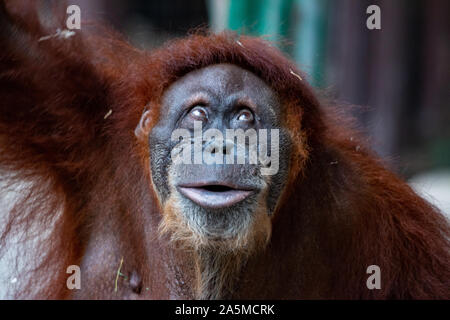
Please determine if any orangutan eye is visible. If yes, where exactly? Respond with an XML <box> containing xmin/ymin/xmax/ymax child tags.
<box><xmin>189</xmin><ymin>106</ymin><xmax>208</xmax><ymax>122</ymax></box>
<box><xmin>236</xmin><ymin>109</ymin><xmax>254</xmax><ymax>122</ymax></box>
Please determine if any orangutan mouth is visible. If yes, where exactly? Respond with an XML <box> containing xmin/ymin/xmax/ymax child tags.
<box><xmin>177</xmin><ymin>183</ymin><xmax>254</xmax><ymax>209</ymax></box>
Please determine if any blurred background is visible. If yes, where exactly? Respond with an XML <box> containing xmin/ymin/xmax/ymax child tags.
<box><xmin>71</xmin><ymin>0</ymin><xmax>449</xmax><ymax>215</ymax></box>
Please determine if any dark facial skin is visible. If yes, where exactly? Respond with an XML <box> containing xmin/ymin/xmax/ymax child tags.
<box><xmin>143</xmin><ymin>64</ymin><xmax>292</xmax><ymax>239</ymax></box>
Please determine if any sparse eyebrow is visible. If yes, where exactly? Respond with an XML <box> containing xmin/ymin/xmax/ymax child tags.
<box><xmin>183</xmin><ymin>92</ymin><xmax>211</xmax><ymax>108</ymax></box>
<box><xmin>234</xmin><ymin>96</ymin><xmax>258</xmax><ymax>111</ymax></box>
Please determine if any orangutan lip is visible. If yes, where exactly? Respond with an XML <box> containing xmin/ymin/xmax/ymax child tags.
<box><xmin>177</xmin><ymin>183</ymin><xmax>254</xmax><ymax>209</ymax></box>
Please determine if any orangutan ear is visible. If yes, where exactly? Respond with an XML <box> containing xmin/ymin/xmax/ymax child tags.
<box><xmin>135</xmin><ymin>110</ymin><xmax>152</xmax><ymax>141</ymax></box>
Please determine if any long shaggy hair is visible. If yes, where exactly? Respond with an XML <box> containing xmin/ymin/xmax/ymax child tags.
<box><xmin>0</xmin><ymin>1</ymin><xmax>449</xmax><ymax>299</ymax></box>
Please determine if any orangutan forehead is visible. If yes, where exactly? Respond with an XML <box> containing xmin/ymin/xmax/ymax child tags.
<box><xmin>161</xmin><ymin>63</ymin><xmax>280</xmax><ymax>115</ymax></box>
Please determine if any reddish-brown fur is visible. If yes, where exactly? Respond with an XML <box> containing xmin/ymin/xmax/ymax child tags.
<box><xmin>0</xmin><ymin>1</ymin><xmax>449</xmax><ymax>299</ymax></box>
